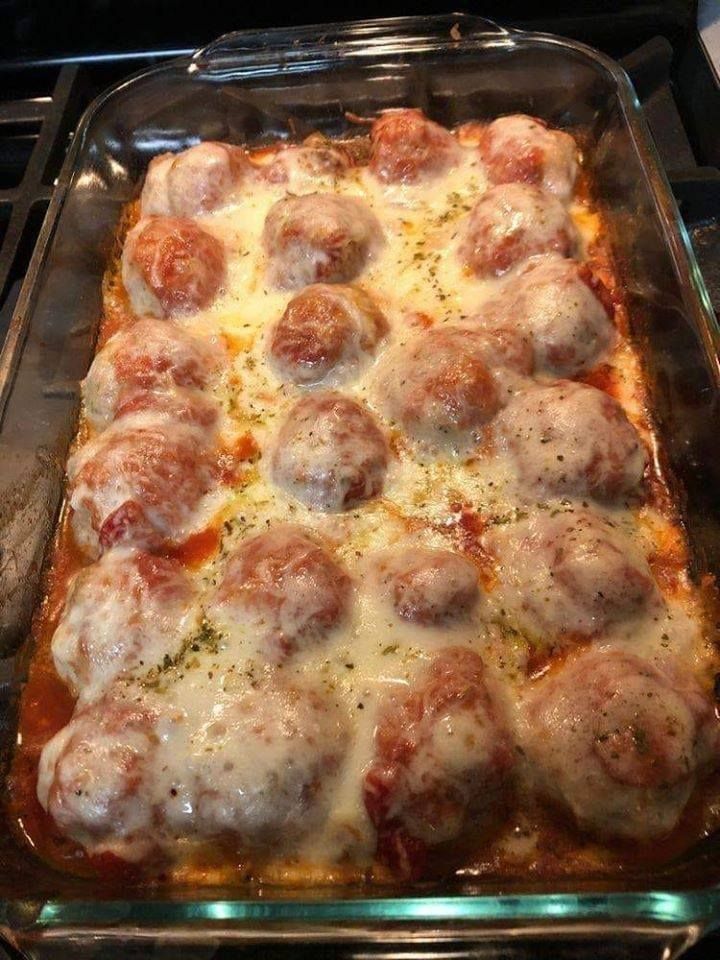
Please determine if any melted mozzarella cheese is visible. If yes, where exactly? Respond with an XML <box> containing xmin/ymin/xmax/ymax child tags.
<box><xmin>38</xmin><ymin>126</ymin><xmax>718</xmax><ymax>876</ymax></box>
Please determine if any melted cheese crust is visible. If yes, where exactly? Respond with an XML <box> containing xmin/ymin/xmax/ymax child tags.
<box><xmin>12</xmin><ymin>119</ymin><xmax>720</xmax><ymax>887</ymax></box>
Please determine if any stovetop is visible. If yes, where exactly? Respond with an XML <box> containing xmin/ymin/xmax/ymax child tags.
<box><xmin>0</xmin><ymin>0</ymin><xmax>698</xmax><ymax>63</ymax></box>
<box><xmin>0</xmin><ymin>11</ymin><xmax>718</xmax><ymax>960</ymax></box>
<box><xmin>0</xmin><ymin>16</ymin><xmax>718</xmax><ymax>346</ymax></box>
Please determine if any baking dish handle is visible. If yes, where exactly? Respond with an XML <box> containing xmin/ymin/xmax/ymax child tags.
<box><xmin>190</xmin><ymin>13</ymin><xmax>511</xmax><ymax>69</ymax></box>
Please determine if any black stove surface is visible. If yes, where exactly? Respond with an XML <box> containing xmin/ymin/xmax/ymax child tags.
<box><xmin>0</xmin><ymin>0</ymin><xmax>698</xmax><ymax>63</ymax></box>
<box><xmin>0</xmin><ymin>9</ymin><xmax>719</xmax><ymax>960</ymax></box>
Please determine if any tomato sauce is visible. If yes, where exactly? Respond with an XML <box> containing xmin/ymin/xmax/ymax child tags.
<box><xmin>8</xmin><ymin>511</ymin><xmax>90</xmax><ymax>872</ymax></box>
<box><xmin>166</xmin><ymin>526</ymin><xmax>221</xmax><ymax>568</ymax></box>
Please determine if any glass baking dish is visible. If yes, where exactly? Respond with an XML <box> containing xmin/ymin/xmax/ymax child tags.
<box><xmin>1</xmin><ymin>12</ymin><xmax>720</xmax><ymax>958</ymax></box>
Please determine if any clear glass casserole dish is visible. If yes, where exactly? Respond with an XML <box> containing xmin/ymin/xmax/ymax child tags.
<box><xmin>1</xmin><ymin>13</ymin><xmax>720</xmax><ymax>958</ymax></box>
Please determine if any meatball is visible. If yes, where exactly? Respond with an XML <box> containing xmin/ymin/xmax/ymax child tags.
<box><xmin>211</xmin><ymin>524</ymin><xmax>351</xmax><ymax>662</ymax></box>
<box><xmin>525</xmin><ymin>650</ymin><xmax>719</xmax><ymax>840</ymax></box>
<box><xmin>164</xmin><ymin>682</ymin><xmax>348</xmax><ymax>848</ymax></box>
<box><xmin>140</xmin><ymin>141</ymin><xmax>250</xmax><ymax>217</ymax></box>
<box><xmin>122</xmin><ymin>216</ymin><xmax>225</xmax><ymax>317</ymax></box>
<box><xmin>262</xmin><ymin>140</ymin><xmax>352</xmax><ymax>186</ymax></box>
<box><xmin>377</xmin><ymin>548</ymin><xmax>479</xmax><ymax>625</ymax></box>
<box><xmin>364</xmin><ymin>647</ymin><xmax>513</xmax><ymax>877</ymax></box>
<box><xmin>108</xmin><ymin>387</ymin><xmax>218</xmax><ymax>428</ymax></box>
<box><xmin>483</xmin><ymin>510</ymin><xmax>659</xmax><ymax>649</ymax></box>
<box><xmin>268</xmin><ymin>284</ymin><xmax>388</xmax><ymax>386</ymax></box>
<box><xmin>271</xmin><ymin>392</ymin><xmax>388</xmax><ymax>511</ymax></box>
<box><xmin>263</xmin><ymin>194</ymin><xmax>383</xmax><ymax>290</ymax></box>
<box><xmin>495</xmin><ymin>381</ymin><xmax>646</xmax><ymax>502</ymax></box>
<box><xmin>68</xmin><ymin>419</ymin><xmax>216</xmax><ymax>557</ymax></box>
<box><xmin>377</xmin><ymin>325</ymin><xmax>530</xmax><ymax>447</ymax></box>
<box><xmin>479</xmin><ymin>115</ymin><xmax>578</xmax><ymax>200</ymax></box>
<box><xmin>479</xmin><ymin>258</ymin><xmax>614</xmax><ymax>376</ymax></box>
<box><xmin>369</xmin><ymin>109</ymin><xmax>461</xmax><ymax>184</ymax></box>
<box><xmin>459</xmin><ymin>183</ymin><xmax>576</xmax><ymax>278</ymax></box>
<box><xmin>37</xmin><ymin>695</ymin><xmax>159</xmax><ymax>860</ymax></box>
<box><xmin>83</xmin><ymin>317</ymin><xmax>224</xmax><ymax>431</ymax></box>
<box><xmin>51</xmin><ymin>549</ymin><xmax>195</xmax><ymax>699</ymax></box>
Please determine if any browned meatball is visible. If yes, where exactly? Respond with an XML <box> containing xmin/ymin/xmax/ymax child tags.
<box><xmin>52</xmin><ymin>549</ymin><xmax>195</xmax><ymax>696</ymax></box>
<box><xmin>83</xmin><ymin>317</ymin><xmax>224</xmax><ymax>430</ymax></box>
<box><xmin>141</xmin><ymin>142</ymin><xmax>251</xmax><ymax>217</ymax></box>
<box><xmin>271</xmin><ymin>391</ymin><xmax>388</xmax><ymax>511</ymax></box>
<box><xmin>212</xmin><ymin>524</ymin><xmax>351</xmax><ymax>662</ymax></box>
<box><xmin>377</xmin><ymin>325</ymin><xmax>530</xmax><ymax>447</ymax></box>
<box><xmin>377</xmin><ymin>548</ymin><xmax>479</xmax><ymax>625</ymax></box>
<box><xmin>268</xmin><ymin>284</ymin><xmax>387</xmax><ymax>386</ymax></box>
<box><xmin>495</xmin><ymin>381</ymin><xmax>646</xmax><ymax>502</ymax></box>
<box><xmin>459</xmin><ymin>184</ymin><xmax>576</xmax><ymax>278</ymax></box>
<box><xmin>261</xmin><ymin>141</ymin><xmax>352</xmax><ymax>185</ymax></box>
<box><xmin>262</xmin><ymin>194</ymin><xmax>383</xmax><ymax>290</ymax></box>
<box><xmin>483</xmin><ymin>510</ymin><xmax>659</xmax><ymax>649</ymax></box>
<box><xmin>477</xmin><ymin>257</ymin><xmax>614</xmax><ymax>376</ymax></box>
<box><xmin>369</xmin><ymin>109</ymin><xmax>461</xmax><ymax>184</ymax></box>
<box><xmin>525</xmin><ymin>650</ymin><xmax>720</xmax><ymax>840</ymax></box>
<box><xmin>122</xmin><ymin>217</ymin><xmax>225</xmax><ymax>317</ymax></box>
<box><xmin>68</xmin><ymin>420</ymin><xmax>216</xmax><ymax>557</ymax></box>
<box><xmin>163</xmin><ymin>681</ymin><xmax>348</xmax><ymax>847</ymax></box>
<box><xmin>38</xmin><ymin>694</ymin><xmax>161</xmax><ymax>860</ymax></box>
<box><xmin>478</xmin><ymin>115</ymin><xmax>578</xmax><ymax>200</ymax></box>
<box><xmin>364</xmin><ymin>646</ymin><xmax>514</xmax><ymax>878</ymax></box>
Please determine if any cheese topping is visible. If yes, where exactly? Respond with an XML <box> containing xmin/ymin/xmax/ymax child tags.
<box><xmin>33</xmin><ymin>112</ymin><xmax>719</xmax><ymax>882</ymax></box>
